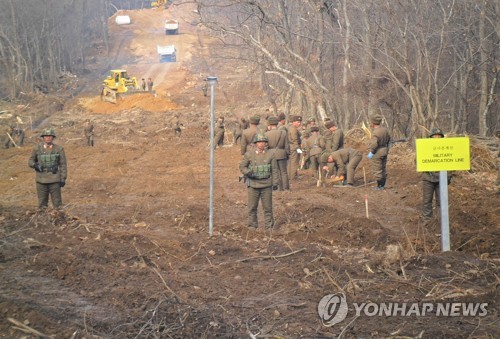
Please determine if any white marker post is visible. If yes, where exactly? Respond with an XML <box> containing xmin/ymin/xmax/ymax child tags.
<box><xmin>207</xmin><ymin>76</ymin><xmax>217</xmax><ymax>237</ymax></box>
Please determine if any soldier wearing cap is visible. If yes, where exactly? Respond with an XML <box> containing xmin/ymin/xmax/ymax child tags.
<box><xmin>287</xmin><ymin>115</ymin><xmax>303</xmax><ymax>180</ymax></box>
<box><xmin>303</xmin><ymin>126</ymin><xmax>326</xmax><ymax>180</ymax></box>
<box><xmin>241</xmin><ymin>115</ymin><xmax>261</xmax><ymax>155</ymax></box>
<box><xmin>28</xmin><ymin>128</ymin><xmax>67</xmax><ymax>210</ymax></box>
<box><xmin>265</xmin><ymin>116</ymin><xmax>290</xmax><ymax>191</ymax></box>
<box><xmin>324</xmin><ymin>121</ymin><xmax>344</xmax><ymax>153</ymax></box>
<box><xmin>422</xmin><ymin>128</ymin><xmax>452</xmax><ymax>222</ymax></box>
<box><xmin>367</xmin><ymin>114</ymin><xmax>391</xmax><ymax>190</ymax></box>
<box><xmin>214</xmin><ymin>116</ymin><xmax>225</xmax><ymax>149</ymax></box>
<box><xmin>277</xmin><ymin>113</ymin><xmax>288</xmax><ymax>133</ymax></box>
<box><xmin>320</xmin><ymin>148</ymin><xmax>362</xmax><ymax>186</ymax></box>
<box><xmin>239</xmin><ymin>133</ymin><xmax>279</xmax><ymax>229</ymax></box>
<box><xmin>83</xmin><ymin>119</ymin><xmax>94</xmax><ymax>147</ymax></box>
<box><xmin>234</xmin><ymin>118</ymin><xmax>248</xmax><ymax>145</ymax></box>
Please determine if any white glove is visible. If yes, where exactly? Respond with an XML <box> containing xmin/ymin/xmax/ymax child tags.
<box><xmin>296</xmin><ymin>149</ymin><xmax>303</xmax><ymax>154</ymax></box>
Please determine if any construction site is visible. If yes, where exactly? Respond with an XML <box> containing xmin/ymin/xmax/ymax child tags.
<box><xmin>0</xmin><ymin>2</ymin><xmax>498</xmax><ymax>338</ymax></box>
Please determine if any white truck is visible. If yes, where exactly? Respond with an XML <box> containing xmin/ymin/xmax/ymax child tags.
<box><xmin>157</xmin><ymin>45</ymin><xmax>176</xmax><ymax>63</ymax></box>
<box><xmin>164</xmin><ymin>19</ymin><xmax>179</xmax><ymax>35</ymax></box>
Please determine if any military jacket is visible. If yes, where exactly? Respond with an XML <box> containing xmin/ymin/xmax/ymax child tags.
<box><xmin>29</xmin><ymin>143</ymin><xmax>67</xmax><ymax>184</ymax></box>
<box><xmin>326</xmin><ymin>129</ymin><xmax>344</xmax><ymax>152</ymax></box>
<box><xmin>241</xmin><ymin>125</ymin><xmax>259</xmax><ymax>155</ymax></box>
<box><xmin>331</xmin><ymin>148</ymin><xmax>361</xmax><ymax>177</ymax></box>
<box><xmin>240</xmin><ymin>149</ymin><xmax>279</xmax><ymax>189</ymax></box>
<box><xmin>288</xmin><ymin>125</ymin><xmax>302</xmax><ymax>152</ymax></box>
<box><xmin>265</xmin><ymin>128</ymin><xmax>289</xmax><ymax>159</ymax></box>
<box><xmin>303</xmin><ymin>134</ymin><xmax>325</xmax><ymax>156</ymax></box>
<box><xmin>368</xmin><ymin>126</ymin><xmax>391</xmax><ymax>156</ymax></box>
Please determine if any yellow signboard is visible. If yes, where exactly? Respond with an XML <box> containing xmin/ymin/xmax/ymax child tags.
<box><xmin>416</xmin><ymin>137</ymin><xmax>470</xmax><ymax>172</ymax></box>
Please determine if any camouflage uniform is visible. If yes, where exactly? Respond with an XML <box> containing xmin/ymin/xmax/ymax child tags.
<box><xmin>265</xmin><ymin>116</ymin><xmax>290</xmax><ymax>190</ymax></box>
<box><xmin>240</xmin><ymin>134</ymin><xmax>279</xmax><ymax>229</ymax></box>
<box><xmin>28</xmin><ymin>128</ymin><xmax>67</xmax><ymax>209</ymax></box>
<box><xmin>368</xmin><ymin>115</ymin><xmax>391</xmax><ymax>189</ymax></box>
<box><xmin>287</xmin><ymin>116</ymin><xmax>302</xmax><ymax>180</ymax></box>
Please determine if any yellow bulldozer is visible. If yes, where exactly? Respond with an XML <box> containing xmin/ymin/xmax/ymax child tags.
<box><xmin>151</xmin><ymin>0</ymin><xmax>167</xmax><ymax>9</ymax></box>
<box><xmin>101</xmin><ymin>69</ymin><xmax>140</xmax><ymax>104</ymax></box>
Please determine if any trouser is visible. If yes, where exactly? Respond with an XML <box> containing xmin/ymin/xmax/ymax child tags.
<box><xmin>288</xmin><ymin>150</ymin><xmax>300</xmax><ymax>179</ymax></box>
<box><xmin>86</xmin><ymin>135</ymin><xmax>94</xmax><ymax>146</ymax></box>
<box><xmin>346</xmin><ymin>154</ymin><xmax>362</xmax><ymax>184</ymax></box>
<box><xmin>247</xmin><ymin>186</ymin><xmax>274</xmax><ymax>228</ymax></box>
<box><xmin>422</xmin><ymin>180</ymin><xmax>440</xmax><ymax>220</ymax></box>
<box><xmin>310</xmin><ymin>154</ymin><xmax>321</xmax><ymax>179</ymax></box>
<box><xmin>234</xmin><ymin>131</ymin><xmax>242</xmax><ymax>145</ymax></box>
<box><xmin>276</xmin><ymin>158</ymin><xmax>289</xmax><ymax>190</ymax></box>
<box><xmin>36</xmin><ymin>182</ymin><xmax>63</xmax><ymax>209</ymax></box>
<box><xmin>214</xmin><ymin>131</ymin><xmax>224</xmax><ymax>148</ymax></box>
<box><xmin>372</xmin><ymin>154</ymin><xmax>387</xmax><ymax>186</ymax></box>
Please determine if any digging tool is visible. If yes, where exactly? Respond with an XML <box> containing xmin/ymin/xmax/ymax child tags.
<box><xmin>6</xmin><ymin>132</ymin><xmax>18</xmax><ymax>148</ymax></box>
<box><xmin>316</xmin><ymin>167</ymin><xmax>322</xmax><ymax>187</ymax></box>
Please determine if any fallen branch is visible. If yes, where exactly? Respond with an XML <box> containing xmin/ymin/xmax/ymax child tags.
<box><xmin>8</xmin><ymin>318</ymin><xmax>50</xmax><ymax>338</ymax></box>
<box><xmin>236</xmin><ymin>248</ymin><xmax>306</xmax><ymax>263</ymax></box>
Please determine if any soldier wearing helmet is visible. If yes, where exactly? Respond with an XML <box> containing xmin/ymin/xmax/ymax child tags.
<box><xmin>421</xmin><ymin>127</ymin><xmax>451</xmax><ymax>222</ymax></box>
<box><xmin>83</xmin><ymin>119</ymin><xmax>94</xmax><ymax>147</ymax></box>
<box><xmin>239</xmin><ymin>133</ymin><xmax>279</xmax><ymax>229</ymax></box>
<box><xmin>28</xmin><ymin>127</ymin><xmax>68</xmax><ymax>210</ymax></box>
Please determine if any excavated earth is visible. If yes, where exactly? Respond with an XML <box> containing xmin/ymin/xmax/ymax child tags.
<box><xmin>0</xmin><ymin>4</ymin><xmax>498</xmax><ymax>338</ymax></box>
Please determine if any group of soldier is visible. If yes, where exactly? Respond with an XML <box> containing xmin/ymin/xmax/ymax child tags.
<box><xmin>235</xmin><ymin>113</ymin><xmax>391</xmax><ymax>229</ymax></box>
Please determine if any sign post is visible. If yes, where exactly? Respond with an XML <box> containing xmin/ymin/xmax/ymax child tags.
<box><xmin>207</xmin><ymin>76</ymin><xmax>217</xmax><ymax>237</ymax></box>
<box><xmin>416</xmin><ymin>137</ymin><xmax>470</xmax><ymax>251</ymax></box>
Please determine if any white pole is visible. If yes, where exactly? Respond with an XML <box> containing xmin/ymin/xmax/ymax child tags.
<box><xmin>207</xmin><ymin>76</ymin><xmax>217</xmax><ymax>237</ymax></box>
<box><xmin>439</xmin><ymin>171</ymin><xmax>450</xmax><ymax>251</ymax></box>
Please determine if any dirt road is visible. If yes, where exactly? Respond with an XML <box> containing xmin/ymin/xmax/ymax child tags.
<box><xmin>0</xmin><ymin>3</ymin><xmax>498</xmax><ymax>338</ymax></box>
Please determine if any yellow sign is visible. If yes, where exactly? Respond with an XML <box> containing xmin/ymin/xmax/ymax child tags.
<box><xmin>416</xmin><ymin>137</ymin><xmax>470</xmax><ymax>172</ymax></box>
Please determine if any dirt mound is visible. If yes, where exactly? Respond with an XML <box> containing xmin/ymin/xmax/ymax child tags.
<box><xmin>78</xmin><ymin>93</ymin><xmax>180</xmax><ymax>114</ymax></box>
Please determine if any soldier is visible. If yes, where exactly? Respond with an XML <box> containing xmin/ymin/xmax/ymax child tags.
<box><xmin>367</xmin><ymin>114</ymin><xmax>391</xmax><ymax>190</ymax></box>
<box><xmin>239</xmin><ymin>133</ymin><xmax>279</xmax><ymax>229</ymax></box>
<box><xmin>213</xmin><ymin>117</ymin><xmax>225</xmax><ymax>149</ymax></box>
<box><xmin>13</xmin><ymin>126</ymin><xmax>25</xmax><ymax>146</ymax></box>
<box><xmin>303</xmin><ymin>126</ymin><xmax>325</xmax><ymax>180</ymax></box>
<box><xmin>141</xmin><ymin>78</ymin><xmax>147</xmax><ymax>91</ymax></box>
<box><xmin>277</xmin><ymin>112</ymin><xmax>288</xmax><ymax>133</ymax></box>
<box><xmin>234</xmin><ymin>118</ymin><xmax>248</xmax><ymax>145</ymax></box>
<box><xmin>3</xmin><ymin>126</ymin><xmax>16</xmax><ymax>148</ymax></box>
<box><xmin>28</xmin><ymin>128</ymin><xmax>67</xmax><ymax>210</ymax></box>
<box><xmin>324</xmin><ymin>121</ymin><xmax>344</xmax><ymax>152</ymax></box>
<box><xmin>147</xmin><ymin>78</ymin><xmax>154</xmax><ymax>91</ymax></box>
<box><xmin>173</xmin><ymin>116</ymin><xmax>182</xmax><ymax>137</ymax></box>
<box><xmin>83</xmin><ymin>119</ymin><xmax>94</xmax><ymax>147</ymax></box>
<box><xmin>265</xmin><ymin>116</ymin><xmax>290</xmax><ymax>191</ymax></box>
<box><xmin>422</xmin><ymin>128</ymin><xmax>452</xmax><ymax>222</ymax></box>
<box><xmin>241</xmin><ymin>115</ymin><xmax>261</xmax><ymax>155</ymax></box>
<box><xmin>321</xmin><ymin>148</ymin><xmax>362</xmax><ymax>186</ymax></box>
<box><xmin>287</xmin><ymin>115</ymin><xmax>303</xmax><ymax>180</ymax></box>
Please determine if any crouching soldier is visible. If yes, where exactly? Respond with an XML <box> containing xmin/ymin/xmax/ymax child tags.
<box><xmin>321</xmin><ymin>148</ymin><xmax>362</xmax><ymax>186</ymax></box>
<box><xmin>239</xmin><ymin>133</ymin><xmax>279</xmax><ymax>229</ymax></box>
<box><xmin>28</xmin><ymin>128</ymin><xmax>67</xmax><ymax>210</ymax></box>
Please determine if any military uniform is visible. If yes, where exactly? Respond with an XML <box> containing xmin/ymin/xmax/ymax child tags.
<box><xmin>241</xmin><ymin>116</ymin><xmax>261</xmax><ymax>155</ymax></box>
<box><xmin>303</xmin><ymin>127</ymin><xmax>325</xmax><ymax>179</ymax></box>
<box><xmin>213</xmin><ymin>117</ymin><xmax>225</xmax><ymax>149</ymax></box>
<box><xmin>330</xmin><ymin>148</ymin><xmax>362</xmax><ymax>185</ymax></box>
<box><xmin>368</xmin><ymin>115</ymin><xmax>391</xmax><ymax>189</ymax></box>
<box><xmin>287</xmin><ymin>116</ymin><xmax>302</xmax><ymax>179</ymax></box>
<box><xmin>28</xmin><ymin>128</ymin><xmax>67</xmax><ymax>209</ymax></box>
<box><xmin>234</xmin><ymin>118</ymin><xmax>248</xmax><ymax>145</ymax></box>
<box><xmin>84</xmin><ymin>120</ymin><xmax>94</xmax><ymax>146</ymax></box>
<box><xmin>240</xmin><ymin>134</ymin><xmax>279</xmax><ymax>229</ymax></box>
<box><xmin>265</xmin><ymin>116</ymin><xmax>290</xmax><ymax>190</ymax></box>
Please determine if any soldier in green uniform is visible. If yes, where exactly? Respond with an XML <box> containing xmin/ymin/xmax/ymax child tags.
<box><xmin>422</xmin><ymin>128</ymin><xmax>452</xmax><ymax>222</ymax></box>
<box><xmin>303</xmin><ymin>126</ymin><xmax>325</xmax><ymax>180</ymax></box>
<box><xmin>287</xmin><ymin>115</ymin><xmax>302</xmax><ymax>180</ymax></box>
<box><xmin>265</xmin><ymin>116</ymin><xmax>290</xmax><ymax>191</ymax></box>
<box><xmin>83</xmin><ymin>119</ymin><xmax>94</xmax><ymax>147</ymax></box>
<box><xmin>367</xmin><ymin>114</ymin><xmax>391</xmax><ymax>190</ymax></box>
<box><xmin>241</xmin><ymin>115</ymin><xmax>261</xmax><ymax>155</ymax></box>
<box><xmin>213</xmin><ymin>116</ymin><xmax>225</xmax><ymax>149</ymax></box>
<box><xmin>28</xmin><ymin>128</ymin><xmax>67</xmax><ymax>210</ymax></box>
<box><xmin>321</xmin><ymin>148</ymin><xmax>362</xmax><ymax>186</ymax></box>
<box><xmin>239</xmin><ymin>134</ymin><xmax>279</xmax><ymax>229</ymax></box>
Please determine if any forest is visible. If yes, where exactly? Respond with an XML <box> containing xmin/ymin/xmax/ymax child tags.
<box><xmin>0</xmin><ymin>0</ymin><xmax>498</xmax><ymax>136</ymax></box>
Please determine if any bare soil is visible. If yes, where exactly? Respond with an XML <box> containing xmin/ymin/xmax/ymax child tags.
<box><xmin>0</xmin><ymin>4</ymin><xmax>499</xmax><ymax>338</ymax></box>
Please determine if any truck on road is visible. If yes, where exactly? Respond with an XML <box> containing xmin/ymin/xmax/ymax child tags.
<box><xmin>157</xmin><ymin>45</ymin><xmax>177</xmax><ymax>63</ymax></box>
<box><xmin>165</xmin><ymin>19</ymin><xmax>179</xmax><ymax>35</ymax></box>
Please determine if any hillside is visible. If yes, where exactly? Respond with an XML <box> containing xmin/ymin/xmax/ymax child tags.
<box><xmin>0</xmin><ymin>3</ymin><xmax>498</xmax><ymax>338</ymax></box>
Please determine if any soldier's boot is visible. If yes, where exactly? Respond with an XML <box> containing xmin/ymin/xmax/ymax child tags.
<box><xmin>374</xmin><ymin>178</ymin><xmax>386</xmax><ymax>190</ymax></box>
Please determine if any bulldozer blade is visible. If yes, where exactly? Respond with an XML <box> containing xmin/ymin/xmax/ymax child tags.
<box><xmin>101</xmin><ymin>87</ymin><xmax>117</xmax><ymax>104</ymax></box>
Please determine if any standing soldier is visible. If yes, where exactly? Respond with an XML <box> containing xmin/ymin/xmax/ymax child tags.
<box><xmin>147</xmin><ymin>78</ymin><xmax>154</xmax><ymax>91</ymax></box>
<box><xmin>265</xmin><ymin>116</ymin><xmax>290</xmax><ymax>191</ymax></box>
<box><xmin>173</xmin><ymin>116</ymin><xmax>182</xmax><ymax>137</ymax></box>
<box><xmin>277</xmin><ymin>113</ymin><xmax>288</xmax><ymax>133</ymax></box>
<box><xmin>367</xmin><ymin>114</ymin><xmax>391</xmax><ymax>190</ymax></box>
<box><xmin>239</xmin><ymin>133</ymin><xmax>279</xmax><ymax>229</ymax></box>
<box><xmin>324</xmin><ymin>121</ymin><xmax>344</xmax><ymax>152</ymax></box>
<box><xmin>213</xmin><ymin>117</ymin><xmax>225</xmax><ymax>149</ymax></box>
<box><xmin>422</xmin><ymin>128</ymin><xmax>452</xmax><ymax>222</ymax></box>
<box><xmin>241</xmin><ymin>115</ymin><xmax>261</xmax><ymax>155</ymax></box>
<box><xmin>287</xmin><ymin>115</ymin><xmax>303</xmax><ymax>180</ymax></box>
<box><xmin>83</xmin><ymin>119</ymin><xmax>94</xmax><ymax>147</ymax></box>
<box><xmin>141</xmin><ymin>78</ymin><xmax>147</xmax><ymax>91</ymax></box>
<box><xmin>303</xmin><ymin>126</ymin><xmax>325</xmax><ymax>180</ymax></box>
<box><xmin>28</xmin><ymin>128</ymin><xmax>67</xmax><ymax>210</ymax></box>
<box><xmin>233</xmin><ymin>118</ymin><xmax>247</xmax><ymax>146</ymax></box>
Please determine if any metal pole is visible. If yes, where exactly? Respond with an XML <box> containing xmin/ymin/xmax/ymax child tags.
<box><xmin>207</xmin><ymin>76</ymin><xmax>217</xmax><ymax>237</ymax></box>
<box><xmin>439</xmin><ymin>170</ymin><xmax>450</xmax><ymax>251</ymax></box>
